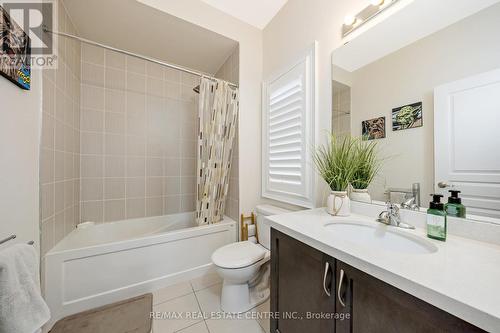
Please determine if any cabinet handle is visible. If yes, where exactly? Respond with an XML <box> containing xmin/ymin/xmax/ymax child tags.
<box><xmin>338</xmin><ymin>269</ymin><xmax>346</xmax><ymax>307</ymax></box>
<box><xmin>323</xmin><ymin>262</ymin><xmax>331</xmax><ymax>297</ymax></box>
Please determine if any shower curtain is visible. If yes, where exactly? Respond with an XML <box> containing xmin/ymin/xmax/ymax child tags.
<box><xmin>196</xmin><ymin>78</ymin><xmax>239</xmax><ymax>225</ymax></box>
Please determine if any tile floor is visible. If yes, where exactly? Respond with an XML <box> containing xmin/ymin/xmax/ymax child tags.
<box><xmin>151</xmin><ymin>273</ymin><xmax>270</xmax><ymax>333</ymax></box>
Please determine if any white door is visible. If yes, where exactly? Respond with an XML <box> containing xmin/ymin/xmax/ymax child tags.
<box><xmin>435</xmin><ymin>69</ymin><xmax>500</xmax><ymax>219</ymax></box>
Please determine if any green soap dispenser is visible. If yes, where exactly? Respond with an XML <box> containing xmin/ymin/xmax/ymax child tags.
<box><xmin>446</xmin><ymin>190</ymin><xmax>466</xmax><ymax>218</ymax></box>
<box><xmin>427</xmin><ymin>194</ymin><xmax>447</xmax><ymax>241</ymax></box>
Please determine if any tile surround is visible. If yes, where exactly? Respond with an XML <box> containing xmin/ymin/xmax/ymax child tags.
<box><xmin>40</xmin><ymin>0</ymin><xmax>81</xmax><ymax>256</ymax></box>
<box><xmin>79</xmin><ymin>45</ymin><xmax>200</xmax><ymax>223</ymax></box>
<box><xmin>40</xmin><ymin>5</ymin><xmax>241</xmax><ymax>254</ymax></box>
<box><xmin>332</xmin><ymin>82</ymin><xmax>351</xmax><ymax>136</ymax></box>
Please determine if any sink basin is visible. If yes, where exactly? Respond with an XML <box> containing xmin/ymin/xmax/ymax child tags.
<box><xmin>324</xmin><ymin>222</ymin><xmax>438</xmax><ymax>254</ymax></box>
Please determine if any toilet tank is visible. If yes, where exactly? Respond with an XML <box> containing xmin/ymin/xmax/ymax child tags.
<box><xmin>255</xmin><ymin>205</ymin><xmax>291</xmax><ymax>249</ymax></box>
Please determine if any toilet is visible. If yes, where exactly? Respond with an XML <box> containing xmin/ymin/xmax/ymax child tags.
<box><xmin>211</xmin><ymin>205</ymin><xmax>290</xmax><ymax>313</ymax></box>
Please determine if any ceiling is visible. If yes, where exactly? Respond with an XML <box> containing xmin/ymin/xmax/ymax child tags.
<box><xmin>200</xmin><ymin>0</ymin><xmax>288</xmax><ymax>29</ymax></box>
<box><xmin>62</xmin><ymin>0</ymin><xmax>238</xmax><ymax>74</ymax></box>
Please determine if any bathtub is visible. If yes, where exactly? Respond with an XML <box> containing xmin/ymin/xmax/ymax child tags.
<box><xmin>43</xmin><ymin>212</ymin><xmax>237</xmax><ymax>329</ymax></box>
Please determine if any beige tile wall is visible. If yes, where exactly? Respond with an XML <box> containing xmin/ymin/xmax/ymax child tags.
<box><xmin>40</xmin><ymin>9</ymin><xmax>240</xmax><ymax>253</ymax></box>
<box><xmin>40</xmin><ymin>0</ymin><xmax>81</xmax><ymax>255</ymax></box>
<box><xmin>79</xmin><ymin>45</ymin><xmax>200</xmax><ymax>223</ymax></box>
<box><xmin>332</xmin><ymin>82</ymin><xmax>351</xmax><ymax>136</ymax></box>
<box><xmin>215</xmin><ymin>46</ymin><xmax>240</xmax><ymax>222</ymax></box>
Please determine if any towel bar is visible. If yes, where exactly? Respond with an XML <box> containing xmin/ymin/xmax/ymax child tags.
<box><xmin>0</xmin><ymin>234</ymin><xmax>34</xmax><ymax>246</ymax></box>
<box><xmin>0</xmin><ymin>234</ymin><xmax>16</xmax><ymax>245</ymax></box>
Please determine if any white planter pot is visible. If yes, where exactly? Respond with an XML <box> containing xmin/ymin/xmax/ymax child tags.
<box><xmin>350</xmin><ymin>189</ymin><xmax>371</xmax><ymax>203</ymax></box>
<box><xmin>327</xmin><ymin>191</ymin><xmax>351</xmax><ymax>216</ymax></box>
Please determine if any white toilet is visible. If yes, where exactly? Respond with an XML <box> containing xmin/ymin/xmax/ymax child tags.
<box><xmin>211</xmin><ymin>205</ymin><xmax>290</xmax><ymax>313</ymax></box>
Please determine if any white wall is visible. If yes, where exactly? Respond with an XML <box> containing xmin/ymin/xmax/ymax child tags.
<box><xmin>347</xmin><ymin>4</ymin><xmax>500</xmax><ymax>204</ymax></box>
<box><xmin>135</xmin><ymin>0</ymin><xmax>263</xmax><ymax>217</ymax></box>
<box><xmin>0</xmin><ymin>69</ymin><xmax>42</xmax><ymax>251</ymax></box>
<box><xmin>263</xmin><ymin>0</ymin><xmax>365</xmax><ymax>208</ymax></box>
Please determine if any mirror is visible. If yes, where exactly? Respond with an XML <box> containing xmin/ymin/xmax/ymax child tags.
<box><xmin>331</xmin><ymin>2</ymin><xmax>500</xmax><ymax>220</ymax></box>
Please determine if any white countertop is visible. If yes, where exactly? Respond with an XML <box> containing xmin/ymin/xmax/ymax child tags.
<box><xmin>266</xmin><ymin>208</ymin><xmax>500</xmax><ymax>333</ymax></box>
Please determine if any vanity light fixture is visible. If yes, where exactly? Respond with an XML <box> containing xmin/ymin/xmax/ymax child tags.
<box><xmin>344</xmin><ymin>15</ymin><xmax>357</xmax><ymax>26</ymax></box>
<box><xmin>342</xmin><ymin>0</ymin><xmax>398</xmax><ymax>38</ymax></box>
<box><xmin>370</xmin><ymin>0</ymin><xmax>385</xmax><ymax>7</ymax></box>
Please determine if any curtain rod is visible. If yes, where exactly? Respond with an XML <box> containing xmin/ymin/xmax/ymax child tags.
<box><xmin>43</xmin><ymin>28</ymin><xmax>239</xmax><ymax>89</ymax></box>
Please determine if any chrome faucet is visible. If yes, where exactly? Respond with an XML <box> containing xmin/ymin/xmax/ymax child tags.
<box><xmin>377</xmin><ymin>202</ymin><xmax>415</xmax><ymax>229</ymax></box>
<box><xmin>385</xmin><ymin>183</ymin><xmax>421</xmax><ymax>210</ymax></box>
<box><xmin>401</xmin><ymin>197</ymin><xmax>419</xmax><ymax>211</ymax></box>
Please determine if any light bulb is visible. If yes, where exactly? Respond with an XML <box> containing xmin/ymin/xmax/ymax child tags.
<box><xmin>344</xmin><ymin>15</ymin><xmax>357</xmax><ymax>26</ymax></box>
<box><xmin>370</xmin><ymin>0</ymin><xmax>385</xmax><ymax>6</ymax></box>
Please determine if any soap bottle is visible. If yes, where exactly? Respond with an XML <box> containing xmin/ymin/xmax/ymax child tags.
<box><xmin>445</xmin><ymin>190</ymin><xmax>466</xmax><ymax>218</ymax></box>
<box><xmin>427</xmin><ymin>194</ymin><xmax>447</xmax><ymax>241</ymax></box>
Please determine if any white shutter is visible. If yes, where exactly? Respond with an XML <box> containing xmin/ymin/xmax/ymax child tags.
<box><xmin>262</xmin><ymin>44</ymin><xmax>316</xmax><ymax>208</ymax></box>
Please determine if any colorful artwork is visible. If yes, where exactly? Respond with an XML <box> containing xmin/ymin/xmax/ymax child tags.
<box><xmin>392</xmin><ymin>102</ymin><xmax>422</xmax><ymax>131</ymax></box>
<box><xmin>0</xmin><ymin>5</ymin><xmax>31</xmax><ymax>90</ymax></box>
<box><xmin>362</xmin><ymin>117</ymin><xmax>386</xmax><ymax>140</ymax></box>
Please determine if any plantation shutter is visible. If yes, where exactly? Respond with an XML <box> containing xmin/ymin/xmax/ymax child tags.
<box><xmin>262</xmin><ymin>44</ymin><xmax>316</xmax><ymax>208</ymax></box>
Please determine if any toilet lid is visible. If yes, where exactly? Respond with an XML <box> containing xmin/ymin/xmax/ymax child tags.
<box><xmin>212</xmin><ymin>241</ymin><xmax>267</xmax><ymax>269</ymax></box>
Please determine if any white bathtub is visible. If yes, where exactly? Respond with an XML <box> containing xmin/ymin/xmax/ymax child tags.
<box><xmin>43</xmin><ymin>212</ymin><xmax>237</xmax><ymax>329</ymax></box>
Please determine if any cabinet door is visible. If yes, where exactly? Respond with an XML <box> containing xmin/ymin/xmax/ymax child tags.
<box><xmin>271</xmin><ymin>229</ymin><xmax>336</xmax><ymax>333</ymax></box>
<box><xmin>335</xmin><ymin>261</ymin><xmax>485</xmax><ymax>333</ymax></box>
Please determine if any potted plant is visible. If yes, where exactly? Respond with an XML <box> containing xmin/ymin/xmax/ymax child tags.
<box><xmin>349</xmin><ymin>138</ymin><xmax>381</xmax><ymax>203</ymax></box>
<box><xmin>314</xmin><ymin>134</ymin><xmax>357</xmax><ymax>216</ymax></box>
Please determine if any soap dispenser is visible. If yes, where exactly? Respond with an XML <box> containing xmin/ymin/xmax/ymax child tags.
<box><xmin>445</xmin><ymin>190</ymin><xmax>466</xmax><ymax>218</ymax></box>
<box><xmin>427</xmin><ymin>194</ymin><xmax>447</xmax><ymax>241</ymax></box>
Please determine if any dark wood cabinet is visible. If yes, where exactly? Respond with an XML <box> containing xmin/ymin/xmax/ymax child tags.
<box><xmin>271</xmin><ymin>229</ymin><xmax>336</xmax><ymax>333</ymax></box>
<box><xmin>335</xmin><ymin>260</ymin><xmax>484</xmax><ymax>333</ymax></box>
<box><xmin>271</xmin><ymin>228</ymin><xmax>485</xmax><ymax>333</ymax></box>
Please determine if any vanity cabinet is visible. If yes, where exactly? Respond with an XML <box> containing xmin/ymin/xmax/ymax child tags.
<box><xmin>270</xmin><ymin>229</ymin><xmax>336</xmax><ymax>333</ymax></box>
<box><xmin>271</xmin><ymin>229</ymin><xmax>485</xmax><ymax>333</ymax></box>
<box><xmin>334</xmin><ymin>260</ymin><xmax>484</xmax><ymax>333</ymax></box>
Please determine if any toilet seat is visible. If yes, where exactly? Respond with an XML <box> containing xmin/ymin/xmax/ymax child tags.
<box><xmin>212</xmin><ymin>241</ymin><xmax>267</xmax><ymax>269</ymax></box>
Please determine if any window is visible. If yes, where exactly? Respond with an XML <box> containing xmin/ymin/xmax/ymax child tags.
<box><xmin>262</xmin><ymin>44</ymin><xmax>316</xmax><ymax>208</ymax></box>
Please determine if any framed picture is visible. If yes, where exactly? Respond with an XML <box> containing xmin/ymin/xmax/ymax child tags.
<box><xmin>392</xmin><ymin>102</ymin><xmax>422</xmax><ymax>131</ymax></box>
<box><xmin>362</xmin><ymin>116</ymin><xmax>386</xmax><ymax>140</ymax></box>
<box><xmin>0</xmin><ymin>5</ymin><xmax>31</xmax><ymax>90</ymax></box>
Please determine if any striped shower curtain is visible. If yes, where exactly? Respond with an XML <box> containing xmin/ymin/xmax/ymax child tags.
<box><xmin>196</xmin><ymin>78</ymin><xmax>239</xmax><ymax>225</ymax></box>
